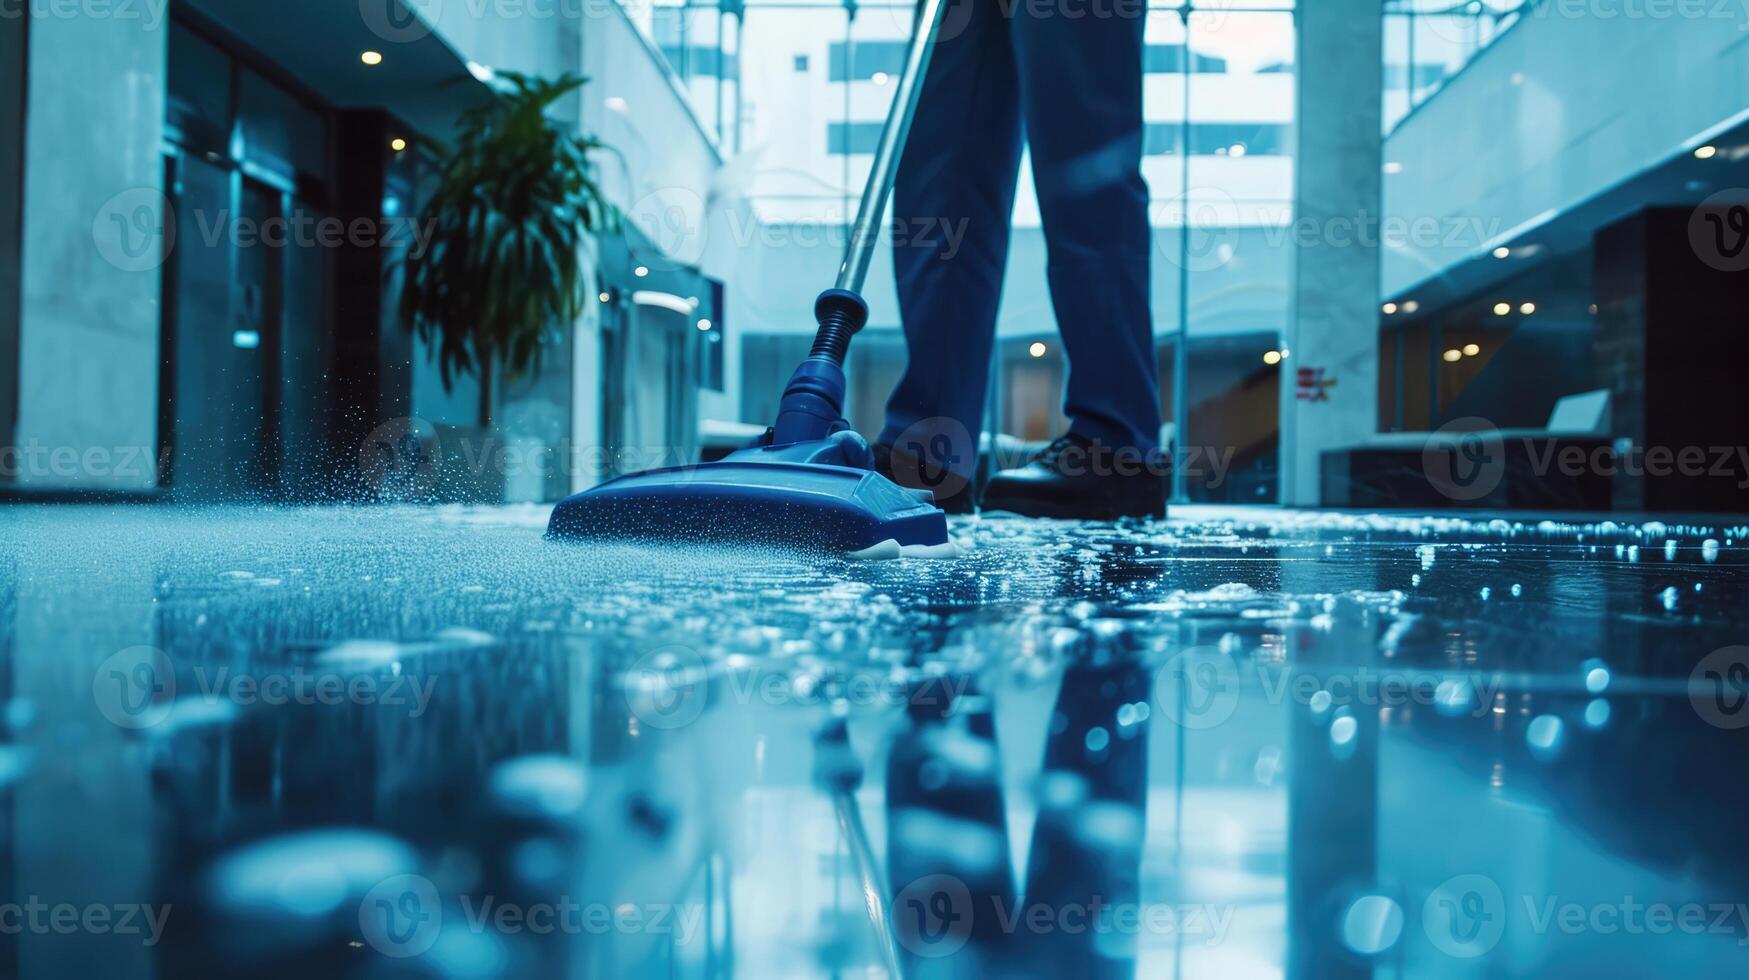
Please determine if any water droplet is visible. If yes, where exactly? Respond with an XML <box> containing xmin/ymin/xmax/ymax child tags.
<box><xmin>1342</xmin><ymin>894</ymin><xmax>1404</xmax><ymax>956</ymax></box>
<box><xmin>1526</xmin><ymin>714</ymin><xmax>1565</xmax><ymax>762</ymax></box>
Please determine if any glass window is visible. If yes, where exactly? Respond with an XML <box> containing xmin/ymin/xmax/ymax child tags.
<box><xmin>237</xmin><ymin>67</ymin><xmax>327</xmax><ymax>184</ymax></box>
<box><xmin>166</xmin><ymin>21</ymin><xmax>232</xmax><ymax>156</ymax></box>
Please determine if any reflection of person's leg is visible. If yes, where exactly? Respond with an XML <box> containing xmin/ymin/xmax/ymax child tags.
<box><xmin>1011</xmin><ymin>10</ymin><xmax>1160</xmax><ymax>453</ymax></box>
<box><xmin>1022</xmin><ymin>659</ymin><xmax>1152</xmax><ymax>979</ymax></box>
<box><xmin>885</xmin><ymin>676</ymin><xmax>1017</xmax><ymax>978</ymax></box>
<box><xmin>880</xmin><ymin>0</ymin><xmax>1025</xmax><ymax>497</ymax></box>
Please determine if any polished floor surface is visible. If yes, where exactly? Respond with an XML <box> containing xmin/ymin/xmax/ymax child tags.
<box><xmin>2</xmin><ymin>504</ymin><xmax>1746</xmax><ymax>978</ymax></box>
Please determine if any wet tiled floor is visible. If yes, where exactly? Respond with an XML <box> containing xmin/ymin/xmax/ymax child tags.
<box><xmin>2</xmin><ymin>504</ymin><xmax>1747</xmax><ymax>977</ymax></box>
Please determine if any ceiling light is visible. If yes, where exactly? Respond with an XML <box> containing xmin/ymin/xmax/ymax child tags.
<box><xmin>599</xmin><ymin>291</ymin><xmax>612</xmax><ymax>303</ymax></box>
<box><xmin>1463</xmin><ymin>343</ymin><xmax>1480</xmax><ymax>357</ymax></box>
<box><xmin>467</xmin><ymin>61</ymin><xmax>497</xmax><ymax>83</ymax></box>
<box><xmin>696</xmin><ymin>319</ymin><xmax>713</xmax><ymax>332</ymax></box>
<box><xmin>1493</xmin><ymin>302</ymin><xmax>1511</xmax><ymax>316</ymax></box>
<box><xmin>1402</xmin><ymin>300</ymin><xmax>1420</xmax><ymax>313</ymax></box>
<box><xmin>1229</xmin><ymin>143</ymin><xmax>1247</xmax><ymax>158</ymax></box>
<box><xmin>1695</xmin><ymin>145</ymin><xmax>1718</xmax><ymax>160</ymax></box>
<box><xmin>871</xmin><ymin>72</ymin><xmax>890</xmax><ymax>85</ymax></box>
<box><xmin>1382</xmin><ymin>302</ymin><xmax>1398</xmax><ymax>315</ymax></box>
<box><xmin>361</xmin><ymin>50</ymin><xmax>384</xmax><ymax>66</ymax></box>
<box><xmin>1383</xmin><ymin>161</ymin><xmax>1403</xmax><ymax>175</ymax></box>
<box><xmin>634</xmin><ymin>265</ymin><xmax>649</xmax><ymax>278</ymax></box>
<box><xmin>1029</xmin><ymin>342</ymin><xmax>1047</xmax><ymax>358</ymax></box>
<box><xmin>1519</xmin><ymin>302</ymin><xmax>1536</xmax><ymax>315</ymax></box>
<box><xmin>390</xmin><ymin>138</ymin><xmax>407</xmax><ymax>152</ymax></box>
<box><xmin>1443</xmin><ymin>349</ymin><xmax>1463</xmax><ymax>363</ymax></box>
<box><xmin>604</xmin><ymin>96</ymin><xmax>629</xmax><ymax>113</ymax></box>
<box><xmin>1263</xmin><ymin>350</ymin><xmax>1283</xmax><ymax>366</ymax></box>
<box><xmin>1493</xmin><ymin>246</ymin><xmax>1511</xmax><ymax>259</ymax></box>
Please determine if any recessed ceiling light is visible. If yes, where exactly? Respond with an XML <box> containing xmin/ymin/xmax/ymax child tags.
<box><xmin>871</xmin><ymin>72</ymin><xmax>890</xmax><ymax>85</ymax></box>
<box><xmin>1263</xmin><ymin>350</ymin><xmax>1283</xmax><ymax>366</ymax></box>
<box><xmin>1493</xmin><ymin>302</ymin><xmax>1511</xmax><ymax>316</ymax></box>
<box><xmin>1695</xmin><ymin>145</ymin><xmax>1718</xmax><ymax>160</ymax></box>
<box><xmin>390</xmin><ymin>138</ymin><xmax>407</xmax><ymax>152</ymax></box>
<box><xmin>696</xmin><ymin>319</ymin><xmax>713</xmax><ymax>332</ymax></box>
<box><xmin>1229</xmin><ymin>143</ymin><xmax>1247</xmax><ymax>158</ymax></box>
<box><xmin>599</xmin><ymin>291</ymin><xmax>612</xmax><ymax>303</ymax></box>
<box><xmin>1493</xmin><ymin>246</ymin><xmax>1511</xmax><ymax>259</ymax></box>
<box><xmin>634</xmin><ymin>265</ymin><xmax>649</xmax><ymax>278</ymax></box>
<box><xmin>361</xmin><ymin>50</ymin><xmax>384</xmax><ymax>67</ymax></box>
<box><xmin>1382</xmin><ymin>302</ymin><xmax>1398</xmax><ymax>315</ymax></box>
<box><xmin>1463</xmin><ymin>343</ymin><xmax>1480</xmax><ymax>357</ymax></box>
<box><xmin>1443</xmin><ymin>349</ymin><xmax>1463</xmax><ymax>363</ymax></box>
<box><xmin>1402</xmin><ymin>300</ymin><xmax>1420</xmax><ymax>313</ymax></box>
<box><xmin>1029</xmin><ymin>342</ymin><xmax>1048</xmax><ymax>358</ymax></box>
<box><xmin>1520</xmin><ymin>302</ymin><xmax>1536</xmax><ymax>315</ymax></box>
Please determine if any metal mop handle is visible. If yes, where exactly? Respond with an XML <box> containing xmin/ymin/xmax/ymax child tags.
<box><xmin>773</xmin><ymin>0</ymin><xmax>950</xmax><ymax>447</ymax></box>
<box><xmin>835</xmin><ymin>0</ymin><xmax>951</xmax><ymax>295</ymax></box>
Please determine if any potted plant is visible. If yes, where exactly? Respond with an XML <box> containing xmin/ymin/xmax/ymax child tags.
<box><xmin>399</xmin><ymin>71</ymin><xmax>615</xmax><ymax>427</ymax></box>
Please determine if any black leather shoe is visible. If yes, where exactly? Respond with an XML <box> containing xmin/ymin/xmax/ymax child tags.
<box><xmin>873</xmin><ymin>443</ymin><xmax>977</xmax><ymax>514</ymax></box>
<box><xmin>980</xmin><ymin>433</ymin><xmax>1167</xmax><ymax>520</ymax></box>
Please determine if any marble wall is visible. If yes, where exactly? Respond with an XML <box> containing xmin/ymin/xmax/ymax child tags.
<box><xmin>0</xmin><ymin>13</ymin><xmax>22</xmax><ymax>462</ymax></box>
<box><xmin>15</xmin><ymin>10</ymin><xmax>167</xmax><ymax>491</ymax></box>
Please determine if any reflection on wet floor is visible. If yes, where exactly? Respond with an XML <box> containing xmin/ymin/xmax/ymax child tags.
<box><xmin>2</xmin><ymin>504</ymin><xmax>1747</xmax><ymax>977</ymax></box>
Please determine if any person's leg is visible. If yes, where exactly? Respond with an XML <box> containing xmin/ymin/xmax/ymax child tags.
<box><xmin>1010</xmin><ymin>9</ymin><xmax>1160</xmax><ymax>453</ymax></box>
<box><xmin>884</xmin><ymin>676</ymin><xmax>1018</xmax><ymax>977</ymax></box>
<box><xmin>879</xmin><ymin>0</ymin><xmax>1025</xmax><ymax>504</ymax></box>
<box><xmin>1020</xmin><ymin>658</ymin><xmax>1152</xmax><ymax>979</ymax></box>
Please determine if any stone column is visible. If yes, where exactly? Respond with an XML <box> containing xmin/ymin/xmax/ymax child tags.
<box><xmin>16</xmin><ymin>9</ymin><xmax>167</xmax><ymax>491</ymax></box>
<box><xmin>1279</xmin><ymin>3</ymin><xmax>1383</xmax><ymax>506</ymax></box>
